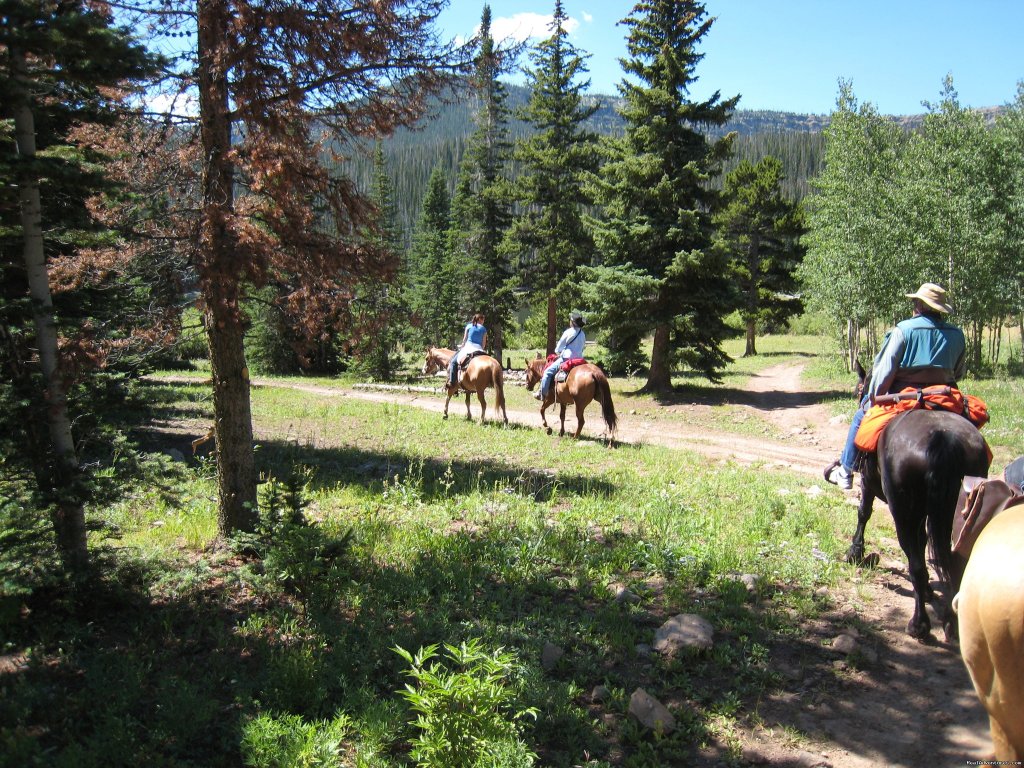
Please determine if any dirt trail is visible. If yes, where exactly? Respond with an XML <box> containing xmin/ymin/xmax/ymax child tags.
<box><xmin>158</xmin><ymin>366</ymin><xmax>997</xmax><ymax>766</ymax></box>
<box><xmin>279</xmin><ymin>363</ymin><xmax>848</xmax><ymax>477</ymax></box>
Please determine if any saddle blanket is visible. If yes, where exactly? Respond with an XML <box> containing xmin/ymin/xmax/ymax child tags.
<box><xmin>854</xmin><ymin>385</ymin><xmax>990</xmax><ymax>453</ymax></box>
<box><xmin>953</xmin><ymin>476</ymin><xmax>1024</xmax><ymax>559</ymax></box>
<box><xmin>554</xmin><ymin>357</ymin><xmax>587</xmax><ymax>383</ymax></box>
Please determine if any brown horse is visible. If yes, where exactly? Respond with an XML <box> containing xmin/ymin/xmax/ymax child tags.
<box><xmin>524</xmin><ymin>357</ymin><xmax>617</xmax><ymax>444</ymax></box>
<box><xmin>422</xmin><ymin>346</ymin><xmax>508</xmax><ymax>424</ymax></box>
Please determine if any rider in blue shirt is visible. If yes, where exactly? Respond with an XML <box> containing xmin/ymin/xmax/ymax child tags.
<box><xmin>448</xmin><ymin>313</ymin><xmax>487</xmax><ymax>388</ymax></box>
<box><xmin>535</xmin><ymin>312</ymin><xmax>587</xmax><ymax>401</ymax></box>
<box><xmin>825</xmin><ymin>283</ymin><xmax>966</xmax><ymax>490</ymax></box>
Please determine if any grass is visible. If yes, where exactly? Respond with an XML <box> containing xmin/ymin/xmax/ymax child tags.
<box><xmin>1</xmin><ymin>331</ymin><xmax>1017</xmax><ymax>767</ymax></box>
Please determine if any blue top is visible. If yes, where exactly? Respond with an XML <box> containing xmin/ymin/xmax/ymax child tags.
<box><xmin>555</xmin><ymin>325</ymin><xmax>586</xmax><ymax>359</ymax></box>
<box><xmin>868</xmin><ymin>314</ymin><xmax>966</xmax><ymax>397</ymax></box>
<box><xmin>464</xmin><ymin>322</ymin><xmax>486</xmax><ymax>346</ymax></box>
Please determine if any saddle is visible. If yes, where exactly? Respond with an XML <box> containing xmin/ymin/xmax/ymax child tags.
<box><xmin>458</xmin><ymin>350</ymin><xmax>486</xmax><ymax>370</ymax></box>
<box><xmin>854</xmin><ymin>385</ymin><xmax>990</xmax><ymax>453</ymax></box>
<box><xmin>554</xmin><ymin>357</ymin><xmax>587</xmax><ymax>383</ymax></box>
<box><xmin>953</xmin><ymin>476</ymin><xmax>1024</xmax><ymax>559</ymax></box>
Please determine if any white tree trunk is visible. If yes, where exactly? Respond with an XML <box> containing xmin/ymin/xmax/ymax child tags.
<box><xmin>12</xmin><ymin>46</ymin><xmax>88</xmax><ymax>571</ymax></box>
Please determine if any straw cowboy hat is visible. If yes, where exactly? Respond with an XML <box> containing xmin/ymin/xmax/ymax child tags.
<box><xmin>906</xmin><ymin>282</ymin><xmax>954</xmax><ymax>314</ymax></box>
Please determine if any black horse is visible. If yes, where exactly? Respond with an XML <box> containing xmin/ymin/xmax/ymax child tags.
<box><xmin>845</xmin><ymin>362</ymin><xmax>990</xmax><ymax>641</ymax></box>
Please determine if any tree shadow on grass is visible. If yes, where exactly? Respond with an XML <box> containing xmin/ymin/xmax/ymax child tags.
<box><xmin>618</xmin><ymin>375</ymin><xmax>852</xmax><ymax>411</ymax></box>
<box><xmin>0</xmin><ymin>515</ymin><xmax>984</xmax><ymax>768</ymax></box>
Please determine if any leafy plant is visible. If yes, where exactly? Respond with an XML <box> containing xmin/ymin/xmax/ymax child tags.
<box><xmin>395</xmin><ymin>639</ymin><xmax>538</xmax><ymax>768</ymax></box>
<box><xmin>240</xmin><ymin>711</ymin><xmax>351</xmax><ymax>768</ymax></box>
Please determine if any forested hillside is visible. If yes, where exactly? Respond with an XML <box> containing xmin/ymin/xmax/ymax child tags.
<box><xmin>339</xmin><ymin>85</ymin><xmax>1003</xmax><ymax>244</ymax></box>
<box><xmin>338</xmin><ymin>83</ymin><xmax>829</xmax><ymax>240</ymax></box>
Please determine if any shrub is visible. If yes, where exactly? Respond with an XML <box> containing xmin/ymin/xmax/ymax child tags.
<box><xmin>236</xmin><ymin>468</ymin><xmax>353</xmax><ymax>611</ymax></box>
<box><xmin>240</xmin><ymin>711</ymin><xmax>351</xmax><ymax>768</ymax></box>
<box><xmin>395</xmin><ymin>639</ymin><xmax>538</xmax><ymax>768</ymax></box>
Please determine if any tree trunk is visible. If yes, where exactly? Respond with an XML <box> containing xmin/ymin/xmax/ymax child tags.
<box><xmin>492</xmin><ymin>323</ymin><xmax>504</xmax><ymax>370</ymax></box>
<box><xmin>206</xmin><ymin>307</ymin><xmax>258</xmax><ymax>535</ymax></box>
<box><xmin>12</xmin><ymin>46</ymin><xmax>88</xmax><ymax>573</ymax></box>
<box><xmin>641</xmin><ymin>323</ymin><xmax>673</xmax><ymax>394</ymax></box>
<box><xmin>198</xmin><ymin>0</ymin><xmax>258</xmax><ymax>535</ymax></box>
<box><xmin>744</xmin><ymin>318</ymin><xmax>757</xmax><ymax>357</ymax></box>
<box><xmin>546</xmin><ymin>293</ymin><xmax>557</xmax><ymax>356</ymax></box>
<box><xmin>846</xmin><ymin>318</ymin><xmax>859</xmax><ymax>373</ymax></box>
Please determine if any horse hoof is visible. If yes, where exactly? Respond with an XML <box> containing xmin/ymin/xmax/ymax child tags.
<box><xmin>942</xmin><ymin>620</ymin><xmax>958</xmax><ymax>645</ymax></box>
<box><xmin>906</xmin><ymin>620</ymin><xmax>933</xmax><ymax>642</ymax></box>
<box><xmin>546</xmin><ymin>427</ymin><xmax>552</xmax><ymax>435</ymax></box>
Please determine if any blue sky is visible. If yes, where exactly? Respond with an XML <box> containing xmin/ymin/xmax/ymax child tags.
<box><xmin>438</xmin><ymin>0</ymin><xmax>1024</xmax><ymax>115</ymax></box>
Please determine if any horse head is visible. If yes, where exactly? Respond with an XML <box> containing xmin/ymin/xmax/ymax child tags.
<box><xmin>422</xmin><ymin>347</ymin><xmax>441</xmax><ymax>376</ymax></box>
<box><xmin>524</xmin><ymin>358</ymin><xmax>542</xmax><ymax>391</ymax></box>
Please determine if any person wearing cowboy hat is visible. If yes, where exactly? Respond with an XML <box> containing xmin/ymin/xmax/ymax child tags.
<box><xmin>825</xmin><ymin>282</ymin><xmax>967</xmax><ymax>490</ymax></box>
<box><xmin>535</xmin><ymin>311</ymin><xmax>587</xmax><ymax>401</ymax></box>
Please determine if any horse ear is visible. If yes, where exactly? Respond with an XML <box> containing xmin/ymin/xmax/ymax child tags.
<box><xmin>855</xmin><ymin>359</ymin><xmax>866</xmax><ymax>380</ymax></box>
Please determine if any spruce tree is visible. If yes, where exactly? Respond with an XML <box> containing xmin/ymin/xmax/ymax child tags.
<box><xmin>590</xmin><ymin>0</ymin><xmax>738</xmax><ymax>391</ymax></box>
<box><xmin>450</xmin><ymin>4</ymin><xmax>517</xmax><ymax>364</ymax></box>
<box><xmin>714</xmin><ymin>156</ymin><xmax>805</xmax><ymax>356</ymax></box>
<box><xmin>409</xmin><ymin>166</ymin><xmax>458</xmax><ymax>347</ymax></box>
<box><xmin>356</xmin><ymin>142</ymin><xmax>407</xmax><ymax>380</ymax></box>
<box><xmin>509</xmin><ymin>0</ymin><xmax>599</xmax><ymax>354</ymax></box>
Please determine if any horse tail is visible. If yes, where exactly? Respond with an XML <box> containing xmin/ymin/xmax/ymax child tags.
<box><xmin>924</xmin><ymin>430</ymin><xmax>967</xmax><ymax>591</ymax></box>
<box><xmin>594</xmin><ymin>372</ymin><xmax>617</xmax><ymax>437</ymax></box>
<box><xmin>493</xmin><ymin>362</ymin><xmax>507</xmax><ymax>416</ymax></box>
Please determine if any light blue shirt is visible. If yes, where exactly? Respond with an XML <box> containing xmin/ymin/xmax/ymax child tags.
<box><xmin>868</xmin><ymin>314</ymin><xmax>966</xmax><ymax>398</ymax></box>
<box><xmin>464</xmin><ymin>323</ymin><xmax>486</xmax><ymax>346</ymax></box>
<box><xmin>555</xmin><ymin>325</ymin><xmax>586</xmax><ymax>359</ymax></box>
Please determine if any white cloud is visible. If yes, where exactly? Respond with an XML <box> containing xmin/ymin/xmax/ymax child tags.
<box><xmin>488</xmin><ymin>12</ymin><xmax>580</xmax><ymax>43</ymax></box>
<box><xmin>582</xmin><ymin>12</ymin><xmax>593</xmax><ymax>23</ymax></box>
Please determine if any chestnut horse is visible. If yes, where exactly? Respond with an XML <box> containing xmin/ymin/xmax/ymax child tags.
<box><xmin>524</xmin><ymin>358</ymin><xmax>617</xmax><ymax>445</ymax></box>
<box><xmin>422</xmin><ymin>346</ymin><xmax>507</xmax><ymax>424</ymax></box>
<box><xmin>844</xmin><ymin>361</ymin><xmax>990</xmax><ymax>641</ymax></box>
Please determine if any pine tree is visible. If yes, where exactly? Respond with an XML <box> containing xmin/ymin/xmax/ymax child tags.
<box><xmin>1</xmin><ymin>0</ymin><xmax>159</xmax><ymax>572</ymax></box>
<box><xmin>409</xmin><ymin>166</ymin><xmax>458</xmax><ymax>347</ymax></box>
<box><xmin>449</xmin><ymin>4</ymin><xmax>517</xmax><ymax>364</ymax></box>
<box><xmin>508</xmin><ymin>0</ymin><xmax>600</xmax><ymax>354</ymax></box>
<box><xmin>715</xmin><ymin>156</ymin><xmax>805</xmax><ymax>356</ymax></box>
<box><xmin>356</xmin><ymin>142</ymin><xmax>407</xmax><ymax>380</ymax></box>
<box><xmin>590</xmin><ymin>0</ymin><xmax>739</xmax><ymax>391</ymax></box>
<box><xmin>119</xmin><ymin>0</ymin><xmax>469</xmax><ymax>534</ymax></box>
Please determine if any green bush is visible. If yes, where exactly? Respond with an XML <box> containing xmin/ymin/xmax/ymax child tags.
<box><xmin>241</xmin><ymin>711</ymin><xmax>351</xmax><ymax>768</ymax></box>
<box><xmin>236</xmin><ymin>468</ymin><xmax>353</xmax><ymax>611</ymax></box>
<box><xmin>395</xmin><ymin>639</ymin><xmax>537</xmax><ymax>768</ymax></box>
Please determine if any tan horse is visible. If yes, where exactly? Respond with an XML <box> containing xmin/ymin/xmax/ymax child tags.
<box><xmin>524</xmin><ymin>357</ymin><xmax>617</xmax><ymax>444</ymax></box>
<box><xmin>955</xmin><ymin>487</ymin><xmax>1024</xmax><ymax>763</ymax></box>
<box><xmin>422</xmin><ymin>346</ymin><xmax>508</xmax><ymax>424</ymax></box>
